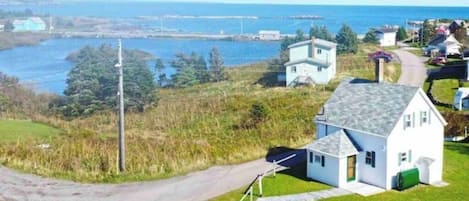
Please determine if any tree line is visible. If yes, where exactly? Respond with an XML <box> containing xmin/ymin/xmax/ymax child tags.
<box><xmin>156</xmin><ymin>47</ymin><xmax>227</xmax><ymax>88</ymax></box>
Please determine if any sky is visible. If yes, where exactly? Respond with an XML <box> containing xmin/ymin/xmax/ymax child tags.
<box><xmin>128</xmin><ymin>0</ymin><xmax>469</xmax><ymax>7</ymax></box>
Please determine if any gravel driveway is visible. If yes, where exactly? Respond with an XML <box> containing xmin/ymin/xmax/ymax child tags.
<box><xmin>393</xmin><ymin>49</ymin><xmax>427</xmax><ymax>87</ymax></box>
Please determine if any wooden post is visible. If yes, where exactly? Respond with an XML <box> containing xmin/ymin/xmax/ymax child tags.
<box><xmin>249</xmin><ymin>186</ymin><xmax>253</xmax><ymax>201</ymax></box>
<box><xmin>273</xmin><ymin>160</ymin><xmax>277</xmax><ymax>177</ymax></box>
<box><xmin>258</xmin><ymin>174</ymin><xmax>263</xmax><ymax>197</ymax></box>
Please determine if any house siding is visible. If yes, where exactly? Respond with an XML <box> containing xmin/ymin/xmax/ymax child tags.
<box><xmin>307</xmin><ymin>150</ymin><xmax>341</xmax><ymax>187</ymax></box>
<box><xmin>286</xmin><ymin>40</ymin><xmax>336</xmax><ymax>87</ymax></box>
<box><xmin>386</xmin><ymin>91</ymin><xmax>444</xmax><ymax>189</ymax></box>
<box><xmin>316</xmin><ymin>123</ymin><xmax>387</xmax><ymax>188</ymax></box>
<box><xmin>377</xmin><ymin>32</ymin><xmax>396</xmax><ymax>47</ymax></box>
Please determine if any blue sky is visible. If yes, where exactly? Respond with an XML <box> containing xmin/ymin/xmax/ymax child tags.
<box><xmin>129</xmin><ymin>0</ymin><xmax>469</xmax><ymax>7</ymax></box>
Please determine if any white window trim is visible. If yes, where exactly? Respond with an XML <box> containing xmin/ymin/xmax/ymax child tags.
<box><xmin>404</xmin><ymin>114</ymin><xmax>412</xmax><ymax>129</ymax></box>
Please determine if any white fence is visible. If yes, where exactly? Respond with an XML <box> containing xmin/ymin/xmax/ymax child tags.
<box><xmin>239</xmin><ymin>154</ymin><xmax>297</xmax><ymax>201</ymax></box>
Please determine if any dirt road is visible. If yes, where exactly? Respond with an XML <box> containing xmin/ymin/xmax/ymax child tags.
<box><xmin>393</xmin><ymin>49</ymin><xmax>427</xmax><ymax>87</ymax></box>
<box><xmin>0</xmin><ymin>150</ymin><xmax>304</xmax><ymax>201</ymax></box>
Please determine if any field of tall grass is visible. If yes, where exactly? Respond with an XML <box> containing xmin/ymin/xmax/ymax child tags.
<box><xmin>0</xmin><ymin>45</ymin><xmax>401</xmax><ymax>183</ymax></box>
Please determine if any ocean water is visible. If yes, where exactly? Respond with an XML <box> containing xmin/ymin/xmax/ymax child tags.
<box><xmin>3</xmin><ymin>2</ymin><xmax>469</xmax><ymax>34</ymax></box>
<box><xmin>1</xmin><ymin>2</ymin><xmax>469</xmax><ymax>94</ymax></box>
<box><xmin>0</xmin><ymin>38</ymin><xmax>279</xmax><ymax>93</ymax></box>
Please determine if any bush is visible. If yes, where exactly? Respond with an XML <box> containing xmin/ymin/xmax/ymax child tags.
<box><xmin>442</xmin><ymin>112</ymin><xmax>469</xmax><ymax>137</ymax></box>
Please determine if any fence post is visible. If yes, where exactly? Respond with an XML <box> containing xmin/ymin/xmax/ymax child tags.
<box><xmin>273</xmin><ymin>160</ymin><xmax>276</xmax><ymax>177</ymax></box>
<box><xmin>249</xmin><ymin>186</ymin><xmax>253</xmax><ymax>201</ymax></box>
<box><xmin>258</xmin><ymin>174</ymin><xmax>263</xmax><ymax>197</ymax></box>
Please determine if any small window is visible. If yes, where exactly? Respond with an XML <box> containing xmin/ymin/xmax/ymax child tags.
<box><xmin>291</xmin><ymin>66</ymin><xmax>297</xmax><ymax>73</ymax></box>
<box><xmin>404</xmin><ymin>114</ymin><xmax>411</xmax><ymax>129</ymax></box>
<box><xmin>309</xmin><ymin>152</ymin><xmax>314</xmax><ymax>163</ymax></box>
<box><xmin>365</xmin><ymin>151</ymin><xmax>372</xmax><ymax>165</ymax></box>
<box><xmin>365</xmin><ymin>151</ymin><xmax>376</xmax><ymax>168</ymax></box>
<box><xmin>421</xmin><ymin>111</ymin><xmax>428</xmax><ymax>125</ymax></box>
<box><xmin>318</xmin><ymin>66</ymin><xmax>322</xmax><ymax>72</ymax></box>
<box><xmin>401</xmin><ymin>152</ymin><xmax>407</xmax><ymax>162</ymax></box>
<box><xmin>317</xmin><ymin>49</ymin><xmax>322</xmax><ymax>54</ymax></box>
<box><xmin>315</xmin><ymin>155</ymin><xmax>321</xmax><ymax>163</ymax></box>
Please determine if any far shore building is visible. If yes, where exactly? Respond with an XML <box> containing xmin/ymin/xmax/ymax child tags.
<box><xmin>375</xmin><ymin>27</ymin><xmax>398</xmax><ymax>47</ymax></box>
<box><xmin>12</xmin><ymin>17</ymin><xmax>46</xmax><ymax>32</ymax></box>
<box><xmin>258</xmin><ymin>30</ymin><xmax>281</xmax><ymax>41</ymax></box>
<box><xmin>284</xmin><ymin>38</ymin><xmax>337</xmax><ymax>87</ymax></box>
<box><xmin>0</xmin><ymin>24</ymin><xmax>4</xmax><ymax>32</ymax></box>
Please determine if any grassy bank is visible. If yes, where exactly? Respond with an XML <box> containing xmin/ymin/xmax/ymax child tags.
<box><xmin>0</xmin><ymin>44</ymin><xmax>400</xmax><ymax>183</ymax></box>
<box><xmin>0</xmin><ymin>120</ymin><xmax>59</xmax><ymax>142</ymax></box>
<box><xmin>0</xmin><ymin>32</ymin><xmax>50</xmax><ymax>50</ymax></box>
<box><xmin>213</xmin><ymin>142</ymin><xmax>469</xmax><ymax>201</ymax></box>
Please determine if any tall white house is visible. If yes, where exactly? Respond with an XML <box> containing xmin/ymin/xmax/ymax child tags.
<box><xmin>375</xmin><ymin>27</ymin><xmax>397</xmax><ymax>47</ymax></box>
<box><xmin>308</xmin><ymin>77</ymin><xmax>447</xmax><ymax>190</ymax></box>
<box><xmin>285</xmin><ymin>38</ymin><xmax>337</xmax><ymax>87</ymax></box>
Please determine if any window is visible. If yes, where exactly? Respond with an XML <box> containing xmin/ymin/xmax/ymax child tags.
<box><xmin>318</xmin><ymin>66</ymin><xmax>322</xmax><ymax>72</ymax></box>
<box><xmin>317</xmin><ymin>49</ymin><xmax>322</xmax><ymax>54</ymax></box>
<box><xmin>309</xmin><ymin>152</ymin><xmax>314</xmax><ymax>163</ymax></box>
<box><xmin>315</xmin><ymin>155</ymin><xmax>321</xmax><ymax>163</ymax></box>
<box><xmin>398</xmin><ymin>152</ymin><xmax>407</xmax><ymax>165</ymax></box>
<box><xmin>291</xmin><ymin>66</ymin><xmax>297</xmax><ymax>73</ymax></box>
<box><xmin>404</xmin><ymin>114</ymin><xmax>411</xmax><ymax>129</ymax></box>
<box><xmin>365</xmin><ymin>151</ymin><xmax>376</xmax><ymax>168</ymax></box>
<box><xmin>421</xmin><ymin>111</ymin><xmax>428</xmax><ymax>125</ymax></box>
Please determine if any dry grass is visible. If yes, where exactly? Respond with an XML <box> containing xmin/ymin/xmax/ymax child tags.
<box><xmin>0</xmin><ymin>45</ymin><xmax>401</xmax><ymax>183</ymax></box>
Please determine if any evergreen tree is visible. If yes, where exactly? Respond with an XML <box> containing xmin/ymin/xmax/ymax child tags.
<box><xmin>396</xmin><ymin>26</ymin><xmax>408</xmax><ymax>41</ymax></box>
<box><xmin>208</xmin><ymin>47</ymin><xmax>226</xmax><ymax>82</ymax></box>
<box><xmin>62</xmin><ymin>45</ymin><xmax>157</xmax><ymax>116</ymax></box>
<box><xmin>171</xmin><ymin>53</ymin><xmax>201</xmax><ymax>88</ymax></box>
<box><xmin>195</xmin><ymin>54</ymin><xmax>209</xmax><ymax>83</ymax></box>
<box><xmin>4</xmin><ymin>21</ymin><xmax>14</xmax><ymax>32</ymax></box>
<box><xmin>309</xmin><ymin>25</ymin><xmax>335</xmax><ymax>41</ymax></box>
<box><xmin>336</xmin><ymin>24</ymin><xmax>358</xmax><ymax>54</ymax></box>
<box><xmin>363</xmin><ymin>30</ymin><xmax>379</xmax><ymax>44</ymax></box>
<box><xmin>420</xmin><ymin>19</ymin><xmax>436</xmax><ymax>45</ymax></box>
<box><xmin>154</xmin><ymin>58</ymin><xmax>168</xmax><ymax>87</ymax></box>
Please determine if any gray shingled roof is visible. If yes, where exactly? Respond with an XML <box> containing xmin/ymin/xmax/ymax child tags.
<box><xmin>307</xmin><ymin>130</ymin><xmax>359</xmax><ymax>157</ymax></box>
<box><xmin>288</xmin><ymin>39</ymin><xmax>337</xmax><ymax>49</ymax></box>
<box><xmin>316</xmin><ymin>77</ymin><xmax>420</xmax><ymax>137</ymax></box>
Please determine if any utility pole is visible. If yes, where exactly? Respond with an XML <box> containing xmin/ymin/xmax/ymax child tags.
<box><xmin>115</xmin><ymin>38</ymin><xmax>125</xmax><ymax>172</ymax></box>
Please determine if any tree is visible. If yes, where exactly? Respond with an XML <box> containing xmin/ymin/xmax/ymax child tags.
<box><xmin>363</xmin><ymin>30</ymin><xmax>379</xmax><ymax>44</ymax></box>
<box><xmin>309</xmin><ymin>25</ymin><xmax>335</xmax><ymax>42</ymax></box>
<box><xmin>60</xmin><ymin>45</ymin><xmax>157</xmax><ymax>116</ymax></box>
<box><xmin>208</xmin><ymin>47</ymin><xmax>226</xmax><ymax>82</ymax></box>
<box><xmin>154</xmin><ymin>58</ymin><xmax>168</xmax><ymax>87</ymax></box>
<box><xmin>396</xmin><ymin>26</ymin><xmax>408</xmax><ymax>41</ymax></box>
<box><xmin>4</xmin><ymin>21</ymin><xmax>14</xmax><ymax>32</ymax></box>
<box><xmin>420</xmin><ymin>19</ymin><xmax>436</xmax><ymax>45</ymax></box>
<box><xmin>454</xmin><ymin>23</ymin><xmax>467</xmax><ymax>45</ymax></box>
<box><xmin>336</xmin><ymin>24</ymin><xmax>358</xmax><ymax>54</ymax></box>
<box><xmin>171</xmin><ymin>53</ymin><xmax>201</xmax><ymax>88</ymax></box>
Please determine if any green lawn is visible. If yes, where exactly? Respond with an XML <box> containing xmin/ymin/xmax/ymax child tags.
<box><xmin>211</xmin><ymin>162</ymin><xmax>331</xmax><ymax>201</ymax></box>
<box><xmin>214</xmin><ymin>143</ymin><xmax>469</xmax><ymax>201</ymax></box>
<box><xmin>0</xmin><ymin>120</ymin><xmax>59</xmax><ymax>143</ymax></box>
<box><xmin>424</xmin><ymin>80</ymin><xmax>469</xmax><ymax>112</ymax></box>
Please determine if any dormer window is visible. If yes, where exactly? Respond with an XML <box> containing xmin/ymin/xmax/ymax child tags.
<box><xmin>404</xmin><ymin>114</ymin><xmax>411</xmax><ymax>129</ymax></box>
<box><xmin>421</xmin><ymin>111</ymin><xmax>428</xmax><ymax>125</ymax></box>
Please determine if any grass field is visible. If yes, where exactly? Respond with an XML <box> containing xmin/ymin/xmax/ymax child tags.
<box><xmin>424</xmin><ymin>80</ymin><xmax>469</xmax><ymax>112</ymax></box>
<box><xmin>0</xmin><ymin>120</ymin><xmax>59</xmax><ymax>143</ymax></box>
<box><xmin>212</xmin><ymin>142</ymin><xmax>469</xmax><ymax>201</ymax></box>
<box><xmin>0</xmin><ymin>44</ymin><xmax>401</xmax><ymax>183</ymax></box>
<box><xmin>212</xmin><ymin>162</ymin><xmax>331</xmax><ymax>201</ymax></box>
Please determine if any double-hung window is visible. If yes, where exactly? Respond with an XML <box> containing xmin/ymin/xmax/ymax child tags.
<box><xmin>404</xmin><ymin>114</ymin><xmax>412</xmax><ymax>129</ymax></box>
<box><xmin>365</xmin><ymin>151</ymin><xmax>376</xmax><ymax>168</ymax></box>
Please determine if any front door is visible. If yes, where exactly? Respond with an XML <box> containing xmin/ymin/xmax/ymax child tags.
<box><xmin>347</xmin><ymin>155</ymin><xmax>356</xmax><ymax>182</ymax></box>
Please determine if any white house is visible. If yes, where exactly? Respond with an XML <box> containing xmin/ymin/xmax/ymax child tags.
<box><xmin>441</xmin><ymin>34</ymin><xmax>462</xmax><ymax>56</ymax></box>
<box><xmin>307</xmin><ymin>77</ymin><xmax>447</xmax><ymax>190</ymax></box>
<box><xmin>375</xmin><ymin>27</ymin><xmax>397</xmax><ymax>47</ymax></box>
<box><xmin>258</xmin><ymin>30</ymin><xmax>281</xmax><ymax>41</ymax></box>
<box><xmin>285</xmin><ymin>38</ymin><xmax>337</xmax><ymax>87</ymax></box>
